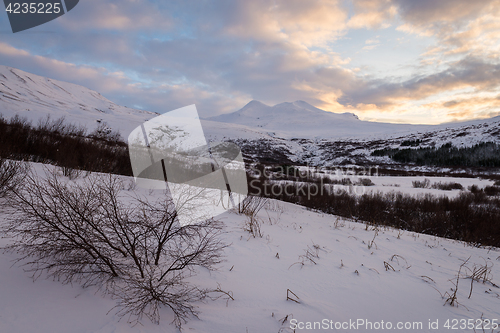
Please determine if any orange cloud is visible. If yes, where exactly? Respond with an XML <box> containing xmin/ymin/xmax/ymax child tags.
<box><xmin>347</xmin><ymin>0</ymin><xmax>396</xmax><ymax>29</ymax></box>
<box><xmin>223</xmin><ymin>0</ymin><xmax>349</xmax><ymax>47</ymax></box>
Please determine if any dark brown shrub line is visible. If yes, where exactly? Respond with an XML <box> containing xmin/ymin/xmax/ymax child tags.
<box><xmin>247</xmin><ymin>175</ymin><xmax>500</xmax><ymax>248</ymax></box>
<box><xmin>0</xmin><ymin>114</ymin><xmax>132</xmax><ymax>176</ymax></box>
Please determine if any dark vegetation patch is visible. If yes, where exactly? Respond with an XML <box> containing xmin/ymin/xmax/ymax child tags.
<box><xmin>400</xmin><ymin>139</ymin><xmax>422</xmax><ymax>147</ymax></box>
<box><xmin>411</xmin><ymin>178</ymin><xmax>464</xmax><ymax>190</ymax></box>
<box><xmin>247</xmin><ymin>169</ymin><xmax>500</xmax><ymax>248</ymax></box>
<box><xmin>430</xmin><ymin>181</ymin><xmax>464</xmax><ymax>191</ymax></box>
<box><xmin>372</xmin><ymin>142</ymin><xmax>500</xmax><ymax>168</ymax></box>
<box><xmin>0</xmin><ymin>114</ymin><xmax>132</xmax><ymax>175</ymax></box>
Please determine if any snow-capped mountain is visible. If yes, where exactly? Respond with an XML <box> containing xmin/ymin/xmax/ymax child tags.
<box><xmin>207</xmin><ymin>99</ymin><xmax>500</xmax><ymax>142</ymax></box>
<box><xmin>1</xmin><ymin>65</ymin><xmax>500</xmax><ymax>167</ymax></box>
<box><xmin>208</xmin><ymin>100</ymin><xmax>403</xmax><ymax>139</ymax></box>
<box><xmin>0</xmin><ymin>66</ymin><xmax>158</xmax><ymax>136</ymax></box>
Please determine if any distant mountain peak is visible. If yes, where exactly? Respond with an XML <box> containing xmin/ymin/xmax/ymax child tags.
<box><xmin>246</xmin><ymin>100</ymin><xmax>268</xmax><ymax>106</ymax></box>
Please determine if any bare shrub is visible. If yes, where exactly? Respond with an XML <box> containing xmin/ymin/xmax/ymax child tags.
<box><xmin>243</xmin><ymin>216</ymin><xmax>263</xmax><ymax>238</ymax></box>
<box><xmin>484</xmin><ymin>185</ymin><xmax>500</xmax><ymax>196</ymax></box>
<box><xmin>412</xmin><ymin>178</ymin><xmax>430</xmax><ymax>188</ymax></box>
<box><xmin>89</xmin><ymin>121</ymin><xmax>123</xmax><ymax>143</ymax></box>
<box><xmin>2</xmin><ymin>170</ymin><xmax>226</xmax><ymax>327</ymax></box>
<box><xmin>59</xmin><ymin>165</ymin><xmax>81</xmax><ymax>180</ymax></box>
<box><xmin>237</xmin><ymin>195</ymin><xmax>268</xmax><ymax>217</ymax></box>
<box><xmin>356</xmin><ymin>178</ymin><xmax>375</xmax><ymax>186</ymax></box>
<box><xmin>0</xmin><ymin>158</ymin><xmax>29</xmax><ymax>198</ymax></box>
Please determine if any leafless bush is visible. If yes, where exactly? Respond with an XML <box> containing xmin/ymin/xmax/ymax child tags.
<box><xmin>0</xmin><ymin>158</ymin><xmax>29</xmax><ymax>198</ymax></box>
<box><xmin>412</xmin><ymin>178</ymin><xmax>430</xmax><ymax>188</ymax></box>
<box><xmin>2</xmin><ymin>170</ymin><xmax>226</xmax><ymax>327</ymax></box>
<box><xmin>59</xmin><ymin>165</ymin><xmax>81</xmax><ymax>180</ymax></box>
<box><xmin>356</xmin><ymin>178</ymin><xmax>375</xmax><ymax>186</ymax></box>
<box><xmin>464</xmin><ymin>259</ymin><xmax>498</xmax><ymax>299</ymax></box>
<box><xmin>237</xmin><ymin>195</ymin><xmax>269</xmax><ymax>217</ymax></box>
<box><xmin>243</xmin><ymin>216</ymin><xmax>263</xmax><ymax>238</ymax></box>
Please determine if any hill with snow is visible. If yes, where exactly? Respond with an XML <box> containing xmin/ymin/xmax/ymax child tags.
<box><xmin>207</xmin><ymin>100</ymin><xmax>421</xmax><ymax>139</ymax></box>
<box><xmin>207</xmin><ymin>99</ymin><xmax>500</xmax><ymax>142</ymax></box>
<box><xmin>0</xmin><ymin>66</ymin><xmax>282</xmax><ymax>143</ymax></box>
<box><xmin>0</xmin><ymin>66</ymin><xmax>158</xmax><ymax>137</ymax></box>
<box><xmin>0</xmin><ymin>163</ymin><xmax>499</xmax><ymax>333</ymax></box>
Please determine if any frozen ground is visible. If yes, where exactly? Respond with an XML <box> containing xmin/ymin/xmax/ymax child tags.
<box><xmin>334</xmin><ymin>175</ymin><xmax>494</xmax><ymax>198</ymax></box>
<box><xmin>287</xmin><ymin>166</ymin><xmax>496</xmax><ymax>198</ymax></box>
<box><xmin>0</xmin><ymin>164</ymin><xmax>499</xmax><ymax>333</ymax></box>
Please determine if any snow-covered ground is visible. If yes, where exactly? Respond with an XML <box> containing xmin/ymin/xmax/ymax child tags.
<box><xmin>288</xmin><ymin>166</ymin><xmax>496</xmax><ymax>198</ymax></box>
<box><xmin>0</xmin><ymin>163</ymin><xmax>499</xmax><ymax>333</ymax></box>
<box><xmin>334</xmin><ymin>175</ymin><xmax>494</xmax><ymax>198</ymax></box>
<box><xmin>362</xmin><ymin>175</ymin><xmax>495</xmax><ymax>198</ymax></box>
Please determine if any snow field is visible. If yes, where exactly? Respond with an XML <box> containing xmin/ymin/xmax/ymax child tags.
<box><xmin>0</xmin><ymin>164</ymin><xmax>499</xmax><ymax>332</ymax></box>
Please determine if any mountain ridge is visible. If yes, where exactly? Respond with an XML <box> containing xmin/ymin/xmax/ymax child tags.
<box><xmin>0</xmin><ymin>65</ymin><xmax>158</xmax><ymax>137</ymax></box>
<box><xmin>1</xmin><ymin>65</ymin><xmax>499</xmax><ymax>163</ymax></box>
<box><xmin>207</xmin><ymin>99</ymin><xmax>429</xmax><ymax>139</ymax></box>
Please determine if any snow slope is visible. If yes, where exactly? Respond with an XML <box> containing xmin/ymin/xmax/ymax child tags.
<box><xmin>0</xmin><ymin>66</ymin><xmax>157</xmax><ymax>137</ymax></box>
<box><xmin>0</xmin><ymin>163</ymin><xmax>499</xmax><ymax>333</ymax></box>
<box><xmin>0</xmin><ymin>66</ymin><xmax>282</xmax><ymax>143</ymax></box>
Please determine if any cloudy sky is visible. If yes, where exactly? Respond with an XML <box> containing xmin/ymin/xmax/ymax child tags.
<box><xmin>0</xmin><ymin>0</ymin><xmax>499</xmax><ymax>124</ymax></box>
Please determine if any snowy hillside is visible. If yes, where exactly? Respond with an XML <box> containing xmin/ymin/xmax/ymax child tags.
<box><xmin>0</xmin><ymin>66</ymin><xmax>283</xmax><ymax>143</ymax></box>
<box><xmin>0</xmin><ymin>163</ymin><xmax>499</xmax><ymax>333</ymax></box>
<box><xmin>0</xmin><ymin>66</ymin><xmax>157</xmax><ymax>137</ymax></box>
